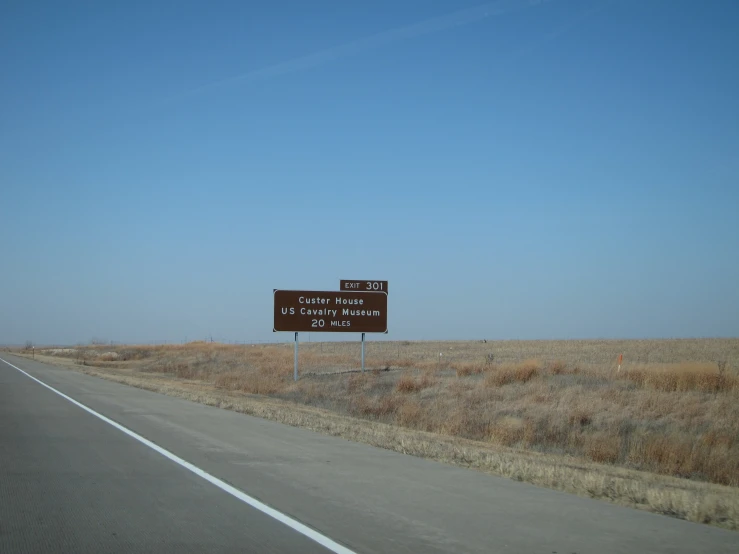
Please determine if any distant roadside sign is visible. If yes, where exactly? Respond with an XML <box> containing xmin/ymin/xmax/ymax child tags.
<box><xmin>274</xmin><ymin>290</ymin><xmax>388</xmax><ymax>333</ymax></box>
<box><xmin>340</xmin><ymin>280</ymin><xmax>388</xmax><ymax>293</ymax></box>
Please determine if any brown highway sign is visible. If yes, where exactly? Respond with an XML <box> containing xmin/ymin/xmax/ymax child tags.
<box><xmin>340</xmin><ymin>280</ymin><xmax>388</xmax><ymax>293</ymax></box>
<box><xmin>274</xmin><ymin>290</ymin><xmax>388</xmax><ymax>333</ymax></box>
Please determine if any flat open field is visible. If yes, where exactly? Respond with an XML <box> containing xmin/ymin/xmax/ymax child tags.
<box><xmin>13</xmin><ymin>337</ymin><xmax>739</xmax><ymax>529</ymax></box>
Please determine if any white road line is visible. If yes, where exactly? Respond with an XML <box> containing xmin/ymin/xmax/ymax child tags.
<box><xmin>0</xmin><ymin>356</ymin><xmax>356</xmax><ymax>554</ymax></box>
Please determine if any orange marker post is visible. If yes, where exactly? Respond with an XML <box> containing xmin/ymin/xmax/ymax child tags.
<box><xmin>618</xmin><ymin>354</ymin><xmax>623</xmax><ymax>372</ymax></box>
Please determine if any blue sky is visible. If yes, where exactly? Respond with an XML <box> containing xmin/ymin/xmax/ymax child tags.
<box><xmin>1</xmin><ymin>0</ymin><xmax>738</xmax><ymax>345</ymax></box>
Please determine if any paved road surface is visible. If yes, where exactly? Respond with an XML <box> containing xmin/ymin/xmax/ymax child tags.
<box><xmin>1</xmin><ymin>354</ymin><xmax>737</xmax><ymax>553</ymax></box>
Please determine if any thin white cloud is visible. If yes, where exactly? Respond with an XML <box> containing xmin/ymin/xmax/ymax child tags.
<box><xmin>178</xmin><ymin>0</ymin><xmax>551</xmax><ymax>98</ymax></box>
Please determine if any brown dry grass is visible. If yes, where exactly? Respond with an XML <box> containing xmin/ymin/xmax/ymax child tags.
<box><xmin>396</xmin><ymin>373</ymin><xmax>436</xmax><ymax>393</ymax></box>
<box><xmin>621</xmin><ymin>362</ymin><xmax>738</xmax><ymax>393</ymax></box>
<box><xmin>484</xmin><ymin>359</ymin><xmax>541</xmax><ymax>386</ymax></box>
<box><xmin>15</xmin><ymin>338</ymin><xmax>739</xmax><ymax>529</ymax></box>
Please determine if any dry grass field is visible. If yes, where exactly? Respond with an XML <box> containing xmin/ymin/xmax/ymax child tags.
<box><xmin>11</xmin><ymin>337</ymin><xmax>739</xmax><ymax>529</ymax></box>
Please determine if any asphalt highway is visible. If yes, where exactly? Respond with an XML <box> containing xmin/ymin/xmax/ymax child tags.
<box><xmin>1</xmin><ymin>354</ymin><xmax>736</xmax><ymax>553</ymax></box>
